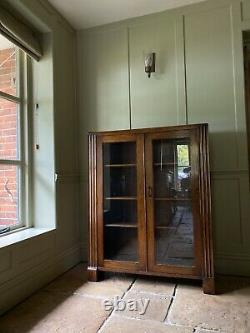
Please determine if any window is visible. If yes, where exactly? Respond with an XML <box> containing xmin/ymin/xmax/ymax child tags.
<box><xmin>0</xmin><ymin>33</ymin><xmax>28</xmax><ymax>234</ymax></box>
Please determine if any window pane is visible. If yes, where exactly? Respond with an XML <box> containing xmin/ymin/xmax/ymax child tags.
<box><xmin>0</xmin><ymin>164</ymin><xmax>20</xmax><ymax>228</ymax></box>
<box><xmin>0</xmin><ymin>35</ymin><xmax>18</xmax><ymax>97</ymax></box>
<box><xmin>0</xmin><ymin>98</ymin><xmax>19</xmax><ymax>160</ymax></box>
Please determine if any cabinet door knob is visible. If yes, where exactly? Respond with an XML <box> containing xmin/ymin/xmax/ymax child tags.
<box><xmin>148</xmin><ymin>186</ymin><xmax>153</xmax><ymax>198</ymax></box>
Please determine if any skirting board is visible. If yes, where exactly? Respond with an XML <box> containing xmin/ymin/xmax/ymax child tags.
<box><xmin>0</xmin><ymin>244</ymin><xmax>82</xmax><ymax>315</ymax></box>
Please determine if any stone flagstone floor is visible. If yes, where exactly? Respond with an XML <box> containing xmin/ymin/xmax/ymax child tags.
<box><xmin>0</xmin><ymin>264</ymin><xmax>250</xmax><ymax>332</ymax></box>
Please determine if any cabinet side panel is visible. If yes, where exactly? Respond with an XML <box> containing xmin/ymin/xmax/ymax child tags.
<box><xmin>199</xmin><ymin>125</ymin><xmax>214</xmax><ymax>285</ymax></box>
<box><xmin>88</xmin><ymin>134</ymin><xmax>98</xmax><ymax>275</ymax></box>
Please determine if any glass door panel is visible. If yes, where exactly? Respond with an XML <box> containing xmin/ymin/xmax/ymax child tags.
<box><xmin>152</xmin><ymin>138</ymin><xmax>195</xmax><ymax>267</ymax></box>
<box><xmin>103</xmin><ymin>141</ymin><xmax>138</xmax><ymax>262</ymax></box>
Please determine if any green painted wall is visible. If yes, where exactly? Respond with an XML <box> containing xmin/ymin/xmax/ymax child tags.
<box><xmin>186</xmin><ymin>4</ymin><xmax>242</xmax><ymax>171</ymax></box>
<box><xmin>185</xmin><ymin>1</ymin><xmax>250</xmax><ymax>275</ymax></box>
<box><xmin>81</xmin><ymin>28</ymin><xmax>130</xmax><ymax>132</ymax></box>
<box><xmin>242</xmin><ymin>0</ymin><xmax>250</xmax><ymax>21</ymax></box>
<box><xmin>78</xmin><ymin>0</ymin><xmax>250</xmax><ymax>275</ymax></box>
<box><xmin>129</xmin><ymin>15</ymin><xmax>186</xmax><ymax>128</ymax></box>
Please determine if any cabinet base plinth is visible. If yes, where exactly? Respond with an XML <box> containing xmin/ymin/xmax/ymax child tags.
<box><xmin>203</xmin><ymin>277</ymin><xmax>215</xmax><ymax>295</ymax></box>
<box><xmin>87</xmin><ymin>267</ymin><xmax>103</xmax><ymax>282</ymax></box>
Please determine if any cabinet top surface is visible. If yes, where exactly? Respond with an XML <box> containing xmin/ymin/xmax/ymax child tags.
<box><xmin>88</xmin><ymin>123</ymin><xmax>208</xmax><ymax>136</ymax></box>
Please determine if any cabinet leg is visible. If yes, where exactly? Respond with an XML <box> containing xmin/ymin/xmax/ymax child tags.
<box><xmin>87</xmin><ymin>267</ymin><xmax>102</xmax><ymax>282</ymax></box>
<box><xmin>203</xmin><ymin>277</ymin><xmax>216</xmax><ymax>295</ymax></box>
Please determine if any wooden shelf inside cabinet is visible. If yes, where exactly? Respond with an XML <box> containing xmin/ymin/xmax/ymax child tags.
<box><xmin>104</xmin><ymin>197</ymin><xmax>137</xmax><ymax>200</ymax></box>
<box><xmin>105</xmin><ymin>223</ymin><xmax>138</xmax><ymax>228</ymax></box>
<box><xmin>155</xmin><ymin>226</ymin><xmax>178</xmax><ymax>230</ymax></box>
<box><xmin>154</xmin><ymin>163</ymin><xmax>191</xmax><ymax>167</ymax></box>
<box><xmin>154</xmin><ymin>198</ymin><xmax>191</xmax><ymax>201</ymax></box>
<box><xmin>104</xmin><ymin>164</ymin><xmax>136</xmax><ymax>168</ymax></box>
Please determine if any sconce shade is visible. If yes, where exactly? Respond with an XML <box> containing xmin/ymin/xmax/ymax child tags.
<box><xmin>144</xmin><ymin>52</ymin><xmax>156</xmax><ymax>78</ymax></box>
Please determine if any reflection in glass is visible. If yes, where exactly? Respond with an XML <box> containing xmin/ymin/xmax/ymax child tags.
<box><xmin>153</xmin><ymin>140</ymin><xmax>191</xmax><ymax>199</ymax></box>
<box><xmin>153</xmin><ymin>139</ymin><xmax>194</xmax><ymax>267</ymax></box>
<box><xmin>103</xmin><ymin>142</ymin><xmax>138</xmax><ymax>262</ymax></box>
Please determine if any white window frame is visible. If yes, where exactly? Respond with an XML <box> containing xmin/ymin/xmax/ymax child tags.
<box><xmin>0</xmin><ymin>46</ymin><xmax>31</xmax><ymax>235</ymax></box>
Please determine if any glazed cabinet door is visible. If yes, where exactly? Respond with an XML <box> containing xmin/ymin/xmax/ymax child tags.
<box><xmin>145</xmin><ymin>128</ymin><xmax>203</xmax><ymax>277</ymax></box>
<box><xmin>97</xmin><ymin>133</ymin><xmax>146</xmax><ymax>272</ymax></box>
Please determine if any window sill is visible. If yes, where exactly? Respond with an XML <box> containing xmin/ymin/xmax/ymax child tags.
<box><xmin>0</xmin><ymin>227</ymin><xmax>56</xmax><ymax>249</ymax></box>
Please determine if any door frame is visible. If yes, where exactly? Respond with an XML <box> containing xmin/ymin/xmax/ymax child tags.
<box><xmin>96</xmin><ymin>133</ymin><xmax>147</xmax><ymax>272</ymax></box>
<box><xmin>145</xmin><ymin>128</ymin><xmax>203</xmax><ymax>277</ymax></box>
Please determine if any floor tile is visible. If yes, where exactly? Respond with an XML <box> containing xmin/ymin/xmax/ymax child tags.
<box><xmin>45</xmin><ymin>266</ymin><xmax>133</xmax><ymax>300</ymax></box>
<box><xmin>131</xmin><ymin>278</ymin><xmax>175</xmax><ymax>296</ymax></box>
<box><xmin>74</xmin><ymin>275</ymin><xmax>133</xmax><ymax>299</ymax></box>
<box><xmin>1</xmin><ymin>264</ymin><xmax>250</xmax><ymax>333</ymax></box>
<box><xmin>114</xmin><ymin>291</ymin><xmax>171</xmax><ymax>322</ymax></box>
<box><xmin>0</xmin><ymin>291</ymin><xmax>110</xmax><ymax>333</ymax></box>
<box><xmin>168</xmin><ymin>283</ymin><xmax>250</xmax><ymax>333</ymax></box>
<box><xmin>44</xmin><ymin>264</ymin><xmax>88</xmax><ymax>294</ymax></box>
<box><xmin>100</xmin><ymin>315</ymin><xmax>193</xmax><ymax>333</ymax></box>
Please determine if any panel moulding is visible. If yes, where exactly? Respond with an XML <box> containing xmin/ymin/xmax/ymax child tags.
<box><xmin>0</xmin><ymin>242</ymin><xmax>81</xmax><ymax>315</ymax></box>
<box><xmin>0</xmin><ymin>250</ymin><xmax>12</xmax><ymax>275</ymax></box>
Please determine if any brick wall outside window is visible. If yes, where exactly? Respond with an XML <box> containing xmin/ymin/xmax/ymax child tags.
<box><xmin>0</xmin><ymin>47</ymin><xmax>19</xmax><ymax>227</ymax></box>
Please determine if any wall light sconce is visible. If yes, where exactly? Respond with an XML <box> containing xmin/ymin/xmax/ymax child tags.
<box><xmin>144</xmin><ymin>52</ymin><xmax>156</xmax><ymax>78</ymax></box>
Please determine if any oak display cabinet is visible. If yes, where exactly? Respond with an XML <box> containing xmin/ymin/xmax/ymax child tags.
<box><xmin>88</xmin><ymin>124</ymin><xmax>215</xmax><ymax>294</ymax></box>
